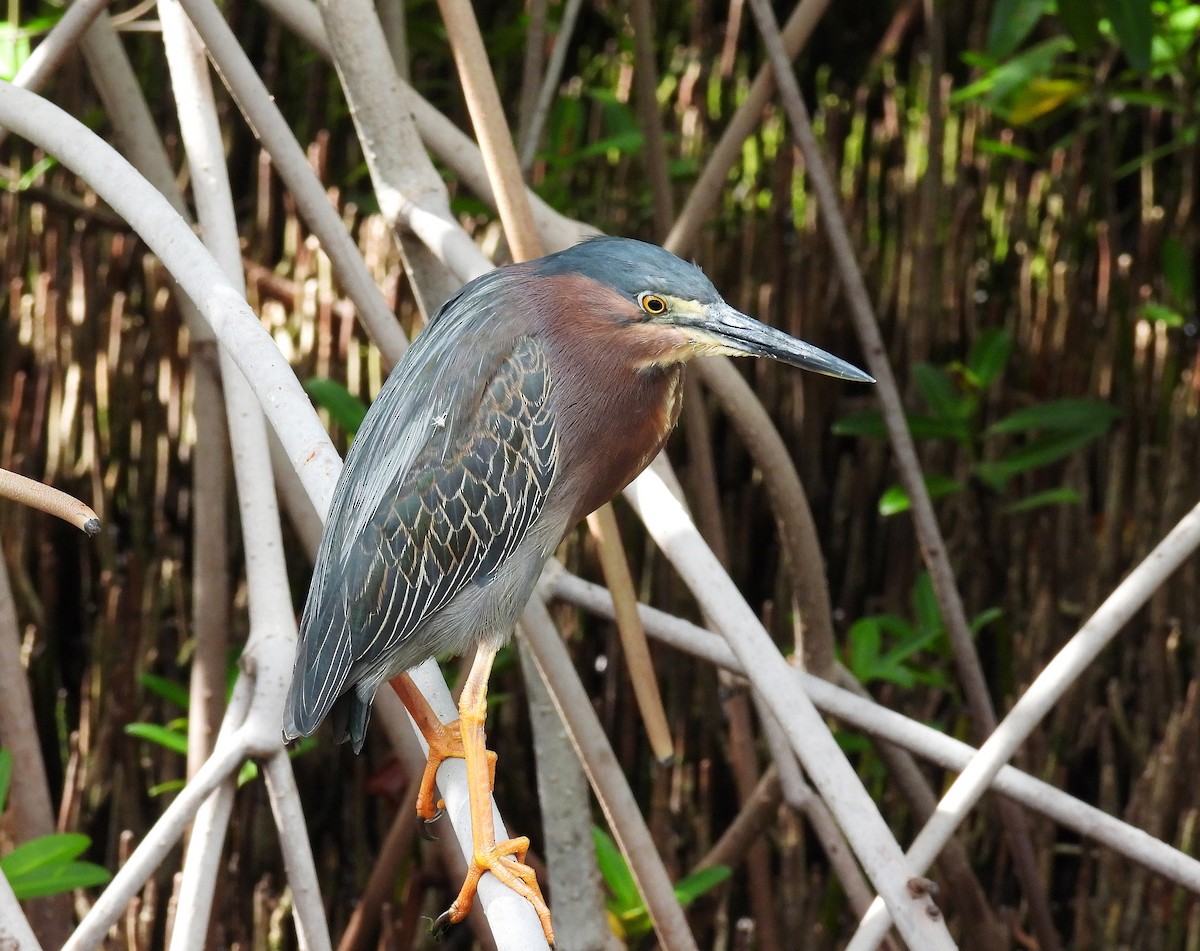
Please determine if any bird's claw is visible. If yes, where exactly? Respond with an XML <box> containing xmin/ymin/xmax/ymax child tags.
<box><xmin>430</xmin><ymin>908</ymin><xmax>453</xmax><ymax>940</ymax></box>
<box><xmin>437</xmin><ymin>837</ymin><xmax>555</xmax><ymax>946</ymax></box>
<box><xmin>420</xmin><ymin>808</ymin><xmax>443</xmax><ymax>841</ymax></box>
<box><xmin>412</xmin><ymin>723</ymin><xmax>498</xmax><ymax>820</ymax></box>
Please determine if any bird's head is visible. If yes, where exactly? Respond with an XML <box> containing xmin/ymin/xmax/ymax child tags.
<box><xmin>531</xmin><ymin>237</ymin><xmax>874</xmax><ymax>383</ymax></box>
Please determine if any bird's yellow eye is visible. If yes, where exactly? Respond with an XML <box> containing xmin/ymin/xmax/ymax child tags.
<box><xmin>639</xmin><ymin>294</ymin><xmax>668</xmax><ymax>316</ymax></box>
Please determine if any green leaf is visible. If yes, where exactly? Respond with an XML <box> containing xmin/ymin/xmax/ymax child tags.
<box><xmin>1162</xmin><ymin>236</ymin><xmax>1193</xmax><ymax>304</ymax></box>
<box><xmin>238</xmin><ymin>761</ymin><xmax>259</xmax><ymax>786</ymax></box>
<box><xmin>148</xmin><ymin>779</ymin><xmax>187</xmax><ymax>798</ymax></box>
<box><xmin>673</xmin><ymin>865</ymin><xmax>731</xmax><ymax>905</ymax></box>
<box><xmin>0</xmin><ymin>749</ymin><xmax>11</xmax><ymax>813</ymax></box>
<box><xmin>913</xmin><ymin>364</ymin><xmax>966</xmax><ymax>420</ymax></box>
<box><xmin>5</xmin><ymin>859</ymin><xmax>111</xmax><ymax>899</ymax></box>
<box><xmin>976</xmin><ymin>430</ymin><xmax>1099</xmax><ymax>489</ymax></box>
<box><xmin>976</xmin><ymin>138</ymin><xmax>1040</xmax><ymax>162</ymax></box>
<box><xmin>1103</xmin><ymin>0</ymin><xmax>1154</xmax><ymax>73</ymax></box>
<box><xmin>1</xmin><ymin>833</ymin><xmax>91</xmax><ymax>878</ymax></box>
<box><xmin>576</xmin><ymin>129</ymin><xmax>645</xmax><ymax>161</ymax></box>
<box><xmin>987</xmin><ymin>0</ymin><xmax>1051</xmax><ymax>58</ymax></box>
<box><xmin>1007</xmin><ymin>78</ymin><xmax>1088</xmax><ymax>123</ymax></box>
<box><xmin>951</xmin><ymin>37</ymin><xmax>1074</xmax><ymax>109</ymax></box>
<box><xmin>125</xmin><ymin>722</ymin><xmax>189</xmax><ymax>756</ymax></box>
<box><xmin>1058</xmin><ymin>0</ymin><xmax>1103</xmax><ymax>51</ymax></box>
<box><xmin>832</xmin><ymin>410</ymin><xmax>887</xmax><ymax>438</ymax></box>
<box><xmin>0</xmin><ymin>28</ymin><xmax>31</xmax><ymax>82</ymax></box>
<box><xmin>592</xmin><ymin>828</ymin><xmax>639</xmax><ymax>911</ymax></box>
<box><xmin>305</xmin><ymin>378</ymin><xmax>368</xmax><ymax>438</ymax></box>
<box><xmin>847</xmin><ymin>619</ymin><xmax>890</xmax><ymax>684</ymax></box>
<box><xmin>970</xmin><ymin>607</ymin><xmax>1004</xmax><ymax>634</ymax></box>
<box><xmin>14</xmin><ymin>156</ymin><xmax>57</xmax><ymax>191</ymax></box>
<box><xmin>910</xmin><ymin>573</ymin><xmax>941</xmax><ymax>634</ymax></box>
<box><xmin>987</xmin><ymin>398</ymin><xmax>1119</xmax><ymax>436</ymax></box>
<box><xmin>833</xmin><ymin>411</ymin><xmax>969</xmax><ymax>442</ymax></box>
<box><xmin>1000</xmin><ymin>487</ymin><xmax>1083</xmax><ymax>513</ymax></box>
<box><xmin>848</xmin><ymin>614</ymin><xmax>948</xmax><ymax>688</ymax></box>
<box><xmin>139</xmin><ymin>673</ymin><xmax>190</xmax><ymax>710</ymax></box>
<box><xmin>1139</xmin><ymin>303</ymin><xmax>1185</xmax><ymax>327</ymax></box>
<box><xmin>966</xmin><ymin>329</ymin><xmax>1012</xmax><ymax>388</ymax></box>
<box><xmin>878</xmin><ymin>475</ymin><xmax>965</xmax><ymax>516</ymax></box>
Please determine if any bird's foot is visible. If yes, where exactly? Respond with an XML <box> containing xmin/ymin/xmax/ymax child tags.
<box><xmin>414</xmin><ymin>718</ymin><xmax>497</xmax><ymax>822</ymax></box>
<box><xmin>432</xmin><ymin>835</ymin><xmax>554</xmax><ymax>946</ymax></box>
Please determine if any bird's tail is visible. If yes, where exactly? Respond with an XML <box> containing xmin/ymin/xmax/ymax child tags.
<box><xmin>282</xmin><ymin>601</ymin><xmax>354</xmax><ymax>743</ymax></box>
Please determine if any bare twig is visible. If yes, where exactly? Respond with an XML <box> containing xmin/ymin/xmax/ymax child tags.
<box><xmin>624</xmin><ymin>461</ymin><xmax>956</xmax><ymax>948</ymax></box>
<box><xmin>690</xmin><ymin>359</ymin><xmax>839</xmax><ymax>675</ymax></box>
<box><xmin>517</xmin><ymin>0</ymin><xmax>585</xmax><ymax>174</ymax></box>
<box><xmin>586</xmin><ymin>506</ymin><xmax>674</xmax><ymax>761</ymax></box>
<box><xmin>629</xmin><ymin>0</ymin><xmax>675</xmax><ymax>235</ymax></box>
<box><xmin>0</xmin><ymin>0</ymin><xmax>111</xmax><ymax>148</ymax></box>
<box><xmin>0</xmin><ymin>869</ymin><xmax>45</xmax><ymax>951</ymax></box>
<box><xmin>436</xmin><ymin>0</ymin><xmax>543</xmax><ymax>262</ymax></box>
<box><xmin>0</xmin><ymin>540</ymin><xmax>73</xmax><ymax>947</ymax></box>
<box><xmin>252</xmin><ymin>0</ymin><xmax>590</xmax><ymax>253</ymax></box>
<box><xmin>519</xmin><ymin>596</ymin><xmax>702</xmax><ymax>951</ymax></box>
<box><xmin>542</xmin><ymin>566</ymin><xmax>1200</xmax><ymax>895</ymax></box>
<box><xmin>0</xmin><ymin>469</ymin><xmax>100</xmax><ymax>536</ymax></box>
<box><xmin>173</xmin><ymin>0</ymin><xmax>409</xmax><ymax>363</ymax></box>
<box><xmin>845</xmin><ymin>498</ymin><xmax>1200</xmax><ymax>949</ymax></box>
<box><xmin>741</xmin><ymin>0</ymin><xmax>1056</xmax><ymax>941</ymax></box>
<box><xmin>336</xmin><ymin>782</ymin><xmax>421</xmax><ymax>951</ymax></box>
<box><xmin>516</xmin><ymin>636</ymin><xmax>618</xmax><ymax>951</ymax></box>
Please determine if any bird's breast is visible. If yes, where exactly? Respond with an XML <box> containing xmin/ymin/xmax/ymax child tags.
<box><xmin>556</xmin><ymin>363</ymin><xmax>685</xmax><ymax>525</ymax></box>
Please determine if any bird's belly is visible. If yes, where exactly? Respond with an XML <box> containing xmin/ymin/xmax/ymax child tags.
<box><xmin>352</xmin><ymin>510</ymin><xmax>567</xmax><ymax>688</ymax></box>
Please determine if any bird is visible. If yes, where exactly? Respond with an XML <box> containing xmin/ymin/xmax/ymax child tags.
<box><xmin>283</xmin><ymin>236</ymin><xmax>873</xmax><ymax>944</ymax></box>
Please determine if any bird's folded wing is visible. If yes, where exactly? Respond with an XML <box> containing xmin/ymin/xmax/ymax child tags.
<box><xmin>285</xmin><ymin>335</ymin><xmax>557</xmax><ymax>736</ymax></box>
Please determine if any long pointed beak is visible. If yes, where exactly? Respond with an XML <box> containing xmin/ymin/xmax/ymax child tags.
<box><xmin>697</xmin><ymin>303</ymin><xmax>875</xmax><ymax>383</ymax></box>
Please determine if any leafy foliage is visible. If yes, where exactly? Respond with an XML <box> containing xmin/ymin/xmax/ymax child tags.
<box><xmin>845</xmin><ymin>574</ymin><xmax>1002</xmax><ymax>690</ymax></box>
<box><xmin>834</xmin><ymin>329</ymin><xmax>1118</xmax><ymax>515</ymax></box>
<box><xmin>0</xmin><ymin>751</ymin><xmax>111</xmax><ymax>899</ymax></box>
<box><xmin>592</xmin><ymin>826</ymin><xmax>730</xmax><ymax>939</ymax></box>
<box><xmin>956</xmin><ymin>0</ymin><xmax>1198</xmax><ymax>131</ymax></box>
<box><xmin>126</xmin><ymin>672</ymin><xmax>315</xmax><ymax>796</ymax></box>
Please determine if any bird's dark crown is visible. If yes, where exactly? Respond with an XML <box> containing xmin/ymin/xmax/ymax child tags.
<box><xmin>532</xmin><ymin>236</ymin><xmax>721</xmax><ymax>306</ymax></box>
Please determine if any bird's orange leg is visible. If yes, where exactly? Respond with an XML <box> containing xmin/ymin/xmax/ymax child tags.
<box><xmin>389</xmin><ymin>671</ymin><xmax>498</xmax><ymax>821</ymax></box>
<box><xmin>432</xmin><ymin>646</ymin><xmax>555</xmax><ymax>946</ymax></box>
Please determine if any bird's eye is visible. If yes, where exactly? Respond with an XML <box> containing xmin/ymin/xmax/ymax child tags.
<box><xmin>639</xmin><ymin>294</ymin><xmax>668</xmax><ymax>316</ymax></box>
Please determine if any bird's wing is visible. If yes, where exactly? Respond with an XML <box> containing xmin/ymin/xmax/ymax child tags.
<box><xmin>284</xmin><ymin>334</ymin><xmax>557</xmax><ymax>738</ymax></box>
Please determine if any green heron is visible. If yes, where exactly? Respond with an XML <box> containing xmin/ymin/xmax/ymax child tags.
<box><xmin>283</xmin><ymin>236</ymin><xmax>872</xmax><ymax>943</ymax></box>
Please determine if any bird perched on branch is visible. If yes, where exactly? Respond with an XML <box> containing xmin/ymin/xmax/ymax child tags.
<box><xmin>283</xmin><ymin>236</ymin><xmax>873</xmax><ymax>944</ymax></box>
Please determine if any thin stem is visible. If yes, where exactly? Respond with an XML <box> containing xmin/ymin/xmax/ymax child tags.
<box><xmin>0</xmin><ymin>869</ymin><xmax>45</xmax><ymax>951</ymax></box>
<box><xmin>519</xmin><ymin>596</ymin><xmax>702</xmax><ymax>951</ymax></box>
<box><xmin>0</xmin><ymin>468</ymin><xmax>100</xmax><ymax>535</ymax></box>
<box><xmin>543</xmin><ymin>565</ymin><xmax>1200</xmax><ymax>894</ymax></box>
<box><xmin>261</xmin><ymin>752</ymin><xmax>333</xmax><ymax>951</ymax></box>
<box><xmin>624</xmin><ymin>463</ymin><xmax>955</xmax><ymax>948</ymax></box>
<box><xmin>0</xmin><ymin>537</ymin><xmax>72</xmax><ymax>947</ymax></box>
<box><xmin>691</xmin><ymin>359</ymin><xmax>838</xmax><ymax>675</ymax></box>
<box><xmin>629</xmin><ymin>0</ymin><xmax>675</xmax><ymax>235</ymax></box>
<box><xmin>336</xmin><ymin>781</ymin><xmax>422</xmax><ymax>951</ymax></box>
<box><xmin>586</xmin><ymin>506</ymin><xmax>674</xmax><ymax>761</ymax></box>
<box><xmin>845</xmin><ymin>498</ymin><xmax>1200</xmax><ymax>949</ymax></box>
<box><xmin>174</xmin><ymin>0</ymin><xmax>409</xmax><ymax>364</ymax></box>
<box><xmin>517</xmin><ymin>0</ymin><xmax>585</xmax><ymax>175</ymax></box>
<box><xmin>664</xmin><ymin>0</ymin><xmax>830</xmax><ymax>258</ymax></box>
<box><xmin>741</xmin><ymin>0</ymin><xmax>1055</xmax><ymax>940</ymax></box>
<box><xmin>63</xmin><ymin>737</ymin><xmax>250</xmax><ymax>950</ymax></box>
<box><xmin>436</xmin><ymin>0</ymin><xmax>542</xmax><ymax>262</ymax></box>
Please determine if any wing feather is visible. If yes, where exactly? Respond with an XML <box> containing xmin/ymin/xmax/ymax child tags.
<box><xmin>284</xmin><ymin>335</ymin><xmax>557</xmax><ymax>740</ymax></box>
